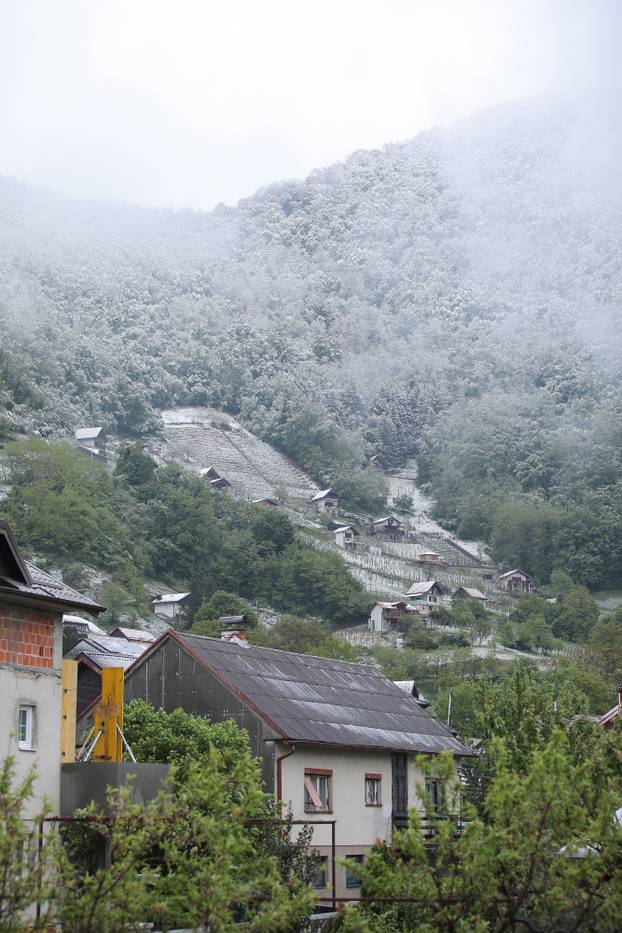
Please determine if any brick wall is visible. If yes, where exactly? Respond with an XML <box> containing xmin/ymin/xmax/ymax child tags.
<box><xmin>0</xmin><ymin>606</ymin><xmax>56</xmax><ymax>668</ymax></box>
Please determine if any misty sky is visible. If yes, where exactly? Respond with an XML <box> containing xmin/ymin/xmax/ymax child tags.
<box><xmin>1</xmin><ymin>0</ymin><xmax>620</xmax><ymax>211</ymax></box>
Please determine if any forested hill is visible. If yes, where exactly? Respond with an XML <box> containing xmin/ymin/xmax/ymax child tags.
<box><xmin>2</xmin><ymin>98</ymin><xmax>622</xmax><ymax>587</ymax></box>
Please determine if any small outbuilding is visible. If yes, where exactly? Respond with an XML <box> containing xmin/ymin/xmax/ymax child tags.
<box><xmin>453</xmin><ymin>587</ymin><xmax>488</xmax><ymax>602</ymax></box>
<box><xmin>418</xmin><ymin>551</ymin><xmax>444</xmax><ymax>567</ymax></box>
<box><xmin>199</xmin><ymin>467</ymin><xmax>221</xmax><ymax>480</ymax></box>
<box><xmin>599</xmin><ymin>688</ymin><xmax>622</xmax><ymax>730</ymax></box>
<box><xmin>333</xmin><ymin>526</ymin><xmax>360</xmax><ymax>549</ymax></box>
<box><xmin>151</xmin><ymin>592</ymin><xmax>191</xmax><ymax>621</ymax></box>
<box><xmin>497</xmin><ymin>569</ymin><xmax>532</xmax><ymax>593</ymax></box>
<box><xmin>74</xmin><ymin>427</ymin><xmax>106</xmax><ymax>451</ymax></box>
<box><xmin>311</xmin><ymin>488</ymin><xmax>338</xmax><ymax>514</ymax></box>
<box><xmin>369</xmin><ymin>516</ymin><xmax>404</xmax><ymax>541</ymax></box>
<box><xmin>252</xmin><ymin>497</ymin><xmax>278</xmax><ymax>507</ymax></box>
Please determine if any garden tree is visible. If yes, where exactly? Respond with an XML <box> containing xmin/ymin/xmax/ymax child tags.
<box><xmin>250</xmin><ymin>616</ymin><xmax>361</xmax><ymax>661</ymax></box>
<box><xmin>392</xmin><ymin>493</ymin><xmax>413</xmax><ymax>515</ymax></box>
<box><xmin>122</xmin><ymin>700</ymin><xmax>252</xmax><ymax>782</ymax></box>
<box><xmin>192</xmin><ymin>590</ymin><xmax>259</xmax><ymax>637</ymax></box>
<box><xmin>250</xmin><ymin>507</ymin><xmax>295</xmax><ymax>555</ymax></box>
<box><xmin>470</xmin><ymin>614</ymin><xmax>492</xmax><ymax>645</ymax></box>
<box><xmin>0</xmin><ymin>758</ymin><xmax>57</xmax><ymax>931</ymax></box>
<box><xmin>339</xmin><ymin>732</ymin><xmax>622</xmax><ymax>933</ymax></box>
<box><xmin>514</xmin><ymin>614</ymin><xmax>555</xmax><ymax>652</ymax></box>
<box><xmin>552</xmin><ymin>585</ymin><xmax>599</xmax><ymax>642</ymax></box>
<box><xmin>585</xmin><ymin>619</ymin><xmax>622</xmax><ymax>679</ymax></box>
<box><xmin>114</xmin><ymin>442</ymin><xmax>157</xmax><ymax>486</ymax></box>
<box><xmin>122</xmin><ymin>702</ymin><xmax>320</xmax><ymax>896</ymax></box>
<box><xmin>54</xmin><ymin>759</ymin><xmax>314</xmax><ymax>932</ymax></box>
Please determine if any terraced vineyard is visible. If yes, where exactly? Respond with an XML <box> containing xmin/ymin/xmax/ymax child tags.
<box><xmin>155</xmin><ymin>408</ymin><xmax>319</xmax><ymax>501</ymax></box>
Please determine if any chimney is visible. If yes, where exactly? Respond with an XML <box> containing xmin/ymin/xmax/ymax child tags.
<box><xmin>219</xmin><ymin>614</ymin><xmax>250</xmax><ymax>646</ymax></box>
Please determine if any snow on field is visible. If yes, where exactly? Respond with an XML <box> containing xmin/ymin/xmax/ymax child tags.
<box><xmin>156</xmin><ymin>407</ymin><xmax>319</xmax><ymax>501</ymax></box>
<box><xmin>387</xmin><ymin>464</ymin><xmax>491</xmax><ymax>562</ymax></box>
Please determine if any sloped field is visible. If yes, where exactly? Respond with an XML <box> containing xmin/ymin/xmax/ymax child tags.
<box><xmin>156</xmin><ymin>408</ymin><xmax>319</xmax><ymax>501</ymax></box>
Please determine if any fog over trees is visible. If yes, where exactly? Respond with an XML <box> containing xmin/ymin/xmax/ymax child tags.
<box><xmin>1</xmin><ymin>98</ymin><xmax>621</xmax><ymax>584</ymax></box>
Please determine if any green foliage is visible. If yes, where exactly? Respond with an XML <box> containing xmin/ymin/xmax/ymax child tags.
<box><xmin>339</xmin><ymin>731</ymin><xmax>622</xmax><ymax>932</ymax></box>
<box><xmin>123</xmin><ymin>700</ymin><xmax>252</xmax><ymax>782</ymax></box>
<box><xmin>585</xmin><ymin>616</ymin><xmax>622</xmax><ymax>679</ymax></box>
<box><xmin>249</xmin><ymin>616</ymin><xmax>361</xmax><ymax>661</ymax></box>
<box><xmin>0</xmin><ymin>758</ymin><xmax>55</xmax><ymax>931</ymax></box>
<box><xmin>114</xmin><ymin>443</ymin><xmax>157</xmax><ymax>485</ymax></box>
<box><xmin>192</xmin><ymin>589</ymin><xmax>259</xmax><ymax>637</ymax></box>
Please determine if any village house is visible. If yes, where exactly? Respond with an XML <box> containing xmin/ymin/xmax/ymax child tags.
<box><xmin>74</xmin><ymin>426</ymin><xmax>107</xmax><ymax>452</ymax></box>
<box><xmin>150</xmin><ymin>592</ymin><xmax>191</xmax><ymax>621</ymax></box>
<box><xmin>453</xmin><ymin>586</ymin><xmax>488</xmax><ymax>603</ymax></box>
<box><xmin>0</xmin><ymin>520</ymin><xmax>104</xmax><ymax>816</ymax></box>
<box><xmin>497</xmin><ymin>569</ymin><xmax>532</xmax><ymax>593</ymax></box>
<box><xmin>122</xmin><ymin>628</ymin><xmax>473</xmax><ymax>901</ymax></box>
<box><xmin>64</xmin><ymin>633</ymin><xmax>147</xmax><ymax>717</ymax></box>
<box><xmin>404</xmin><ymin>580</ymin><xmax>443</xmax><ymax>619</ymax></box>
<box><xmin>252</xmin><ymin>497</ymin><xmax>279</xmax><ymax>507</ymax></box>
<box><xmin>333</xmin><ymin>526</ymin><xmax>360</xmax><ymax>550</ymax></box>
<box><xmin>369</xmin><ymin>515</ymin><xmax>404</xmax><ymax>541</ymax></box>
<box><xmin>368</xmin><ymin>600</ymin><xmax>417</xmax><ymax>633</ymax></box>
<box><xmin>311</xmin><ymin>488</ymin><xmax>338</xmax><ymax>515</ymax></box>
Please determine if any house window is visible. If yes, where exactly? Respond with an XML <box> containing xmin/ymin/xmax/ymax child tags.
<box><xmin>345</xmin><ymin>854</ymin><xmax>364</xmax><ymax>888</ymax></box>
<box><xmin>425</xmin><ymin>778</ymin><xmax>442</xmax><ymax>815</ymax></box>
<box><xmin>304</xmin><ymin>768</ymin><xmax>332</xmax><ymax>813</ymax></box>
<box><xmin>17</xmin><ymin>706</ymin><xmax>35</xmax><ymax>750</ymax></box>
<box><xmin>365</xmin><ymin>773</ymin><xmax>382</xmax><ymax>806</ymax></box>
<box><xmin>312</xmin><ymin>856</ymin><xmax>329</xmax><ymax>889</ymax></box>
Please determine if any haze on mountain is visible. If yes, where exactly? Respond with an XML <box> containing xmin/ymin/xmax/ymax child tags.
<box><xmin>1</xmin><ymin>1</ymin><xmax>622</xmax><ymax>591</ymax></box>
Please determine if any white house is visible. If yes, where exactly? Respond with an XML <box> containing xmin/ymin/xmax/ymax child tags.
<box><xmin>123</xmin><ymin>631</ymin><xmax>473</xmax><ymax>903</ymax></box>
<box><xmin>151</xmin><ymin>592</ymin><xmax>191</xmax><ymax>620</ymax></box>
<box><xmin>497</xmin><ymin>569</ymin><xmax>532</xmax><ymax>593</ymax></box>
<box><xmin>0</xmin><ymin>520</ymin><xmax>104</xmax><ymax>818</ymax></box>
<box><xmin>311</xmin><ymin>488</ymin><xmax>338</xmax><ymax>514</ymax></box>
<box><xmin>368</xmin><ymin>601</ymin><xmax>417</xmax><ymax>633</ymax></box>
<box><xmin>404</xmin><ymin>581</ymin><xmax>443</xmax><ymax>619</ymax></box>
<box><xmin>333</xmin><ymin>526</ymin><xmax>359</xmax><ymax>549</ymax></box>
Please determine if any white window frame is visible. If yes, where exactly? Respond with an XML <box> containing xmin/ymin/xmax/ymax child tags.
<box><xmin>17</xmin><ymin>705</ymin><xmax>36</xmax><ymax>751</ymax></box>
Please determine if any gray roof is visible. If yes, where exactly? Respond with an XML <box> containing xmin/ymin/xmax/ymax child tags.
<box><xmin>405</xmin><ymin>580</ymin><xmax>440</xmax><ymax>597</ymax></box>
<box><xmin>65</xmin><ymin>635</ymin><xmax>147</xmax><ymax>661</ymax></box>
<box><xmin>0</xmin><ymin>519</ymin><xmax>105</xmax><ymax>614</ymax></box>
<box><xmin>311</xmin><ymin>488</ymin><xmax>336</xmax><ymax>501</ymax></box>
<box><xmin>0</xmin><ymin>565</ymin><xmax>105</xmax><ymax>614</ymax></box>
<box><xmin>75</xmin><ymin>651</ymin><xmax>138</xmax><ymax>671</ymax></box>
<box><xmin>74</xmin><ymin>427</ymin><xmax>105</xmax><ymax>440</ymax></box>
<box><xmin>110</xmin><ymin>626</ymin><xmax>155</xmax><ymax>642</ymax></box>
<box><xmin>454</xmin><ymin>587</ymin><xmax>487</xmax><ymax>600</ymax></box>
<box><xmin>164</xmin><ymin>632</ymin><xmax>473</xmax><ymax>756</ymax></box>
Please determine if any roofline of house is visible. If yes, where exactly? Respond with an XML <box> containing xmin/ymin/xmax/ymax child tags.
<box><xmin>0</xmin><ymin>587</ymin><xmax>105</xmax><ymax>616</ymax></box>
<box><xmin>0</xmin><ymin>519</ymin><xmax>33</xmax><ymax>584</ymax></box>
<box><xmin>274</xmin><ymin>737</ymin><xmax>474</xmax><ymax>758</ymax></box>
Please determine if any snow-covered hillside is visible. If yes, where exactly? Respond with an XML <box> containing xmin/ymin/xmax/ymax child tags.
<box><xmin>155</xmin><ymin>407</ymin><xmax>319</xmax><ymax>501</ymax></box>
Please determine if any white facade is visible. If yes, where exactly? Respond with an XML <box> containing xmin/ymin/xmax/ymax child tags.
<box><xmin>0</xmin><ymin>617</ymin><xmax>63</xmax><ymax>820</ymax></box>
<box><xmin>276</xmin><ymin>743</ymin><xmax>445</xmax><ymax>901</ymax></box>
<box><xmin>333</xmin><ymin>527</ymin><xmax>358</xmax><ymax>549</ymax></box>
<box><xmin>151</xmin><ymin>593</ymin><xmax>190</xmax><ymax>620</ymax></box>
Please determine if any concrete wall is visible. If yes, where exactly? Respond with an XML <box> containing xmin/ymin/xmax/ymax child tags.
<box><xmin>0</xmin><ymin>665</ymin><xmax>62</xmax><ymax>819</ymax></box>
